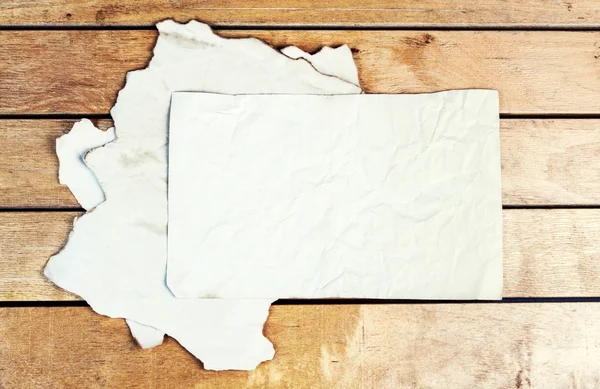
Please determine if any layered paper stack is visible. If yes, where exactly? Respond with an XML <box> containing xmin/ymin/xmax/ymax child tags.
<box><xmin>45</xmin><ymin>20</ymin><xmax>502</xmax><ymax>371</ymax></box>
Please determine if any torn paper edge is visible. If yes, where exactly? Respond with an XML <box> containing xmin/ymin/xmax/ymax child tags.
<box><xmin>281</xmin><ymin>44</ymin><xmax>360</xmax><ymax>87</ymax></box>
<box><xmin>126</xmin><ymin>319</ymin><xmax>165</xmax><ymax>349</ymax></box>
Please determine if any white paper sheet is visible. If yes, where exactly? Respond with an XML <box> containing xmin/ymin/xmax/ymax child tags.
<box><xmin>44</xmin><ymin>20</ymin><xmax>361</xmax><ymax>370</ymax></box>
<box><xmin>167</xmin><ymin>91</ymin><xmax>503</xmax><ymax>300</ymax></box>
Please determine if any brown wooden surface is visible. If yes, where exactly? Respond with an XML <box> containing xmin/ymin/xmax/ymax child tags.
<box><xmin>501</xmin><ymin>119</ymin><xmax>600</xmax><ymax>206</ymax></box>
<box><xmin>2</xmin><ymin>30</ymin><xmax>600</xmax><ymax>115</ymax></box>
<box><xmin>2</xmin><ymin>209</ymin><xmax>600</xmax><ymax>301</ymax></box>
<box><xmin>1</xmin><ymin>304</ymin><xmax>600</xmax><ymax>388</ymax></box>
<box><xmin>0</xmin><ymin>0</ymin><xmax>599</xmax><ymax>27</ymax></box>
<box><xmin>2</xmin><ymin>1</ymin><xmax>600</xmax><ymax>387</ymax></box>
<box><xmin>3</xmin><ymin>119</ymin><xmax>600</xmax><ymax>208</ymax></box>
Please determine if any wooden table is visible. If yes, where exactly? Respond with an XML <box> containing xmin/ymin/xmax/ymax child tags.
<box><xmin>1</xmin><ymin>1</ymin><xmax>600</xmax><ymax>388</ymax></box>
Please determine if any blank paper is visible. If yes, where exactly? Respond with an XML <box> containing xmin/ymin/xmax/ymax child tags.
<box><xmin>167</xmin><ymin>91</ymin><xmax>503</xmax><ymax>300</ymax></box>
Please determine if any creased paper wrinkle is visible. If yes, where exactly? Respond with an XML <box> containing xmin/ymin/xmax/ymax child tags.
<box><xmin>166</xmin><ymin>92</ymin><xmax>502</xmax><ymax>300</ymax></box>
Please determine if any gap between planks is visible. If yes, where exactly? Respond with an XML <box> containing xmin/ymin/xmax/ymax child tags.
<box><xmin>3</xmin><ymin>297</ymin><xmax>600</xmax><ymax>308</ymax></box>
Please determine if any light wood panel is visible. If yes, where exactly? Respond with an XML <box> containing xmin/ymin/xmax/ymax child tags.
<box><xmin>503</xmin><ymin>209</ymin><xmax>600</xmax><ymax>297</ymax></box>
<box><xmin>1</xmin><ymin>304</ymin><xmax>599</xmax><ymax>388</ymax></box>
<box><xmin>1</xmin><ymin>30</ymin><xmax>600</xmax><ymax>115</ymax></box>
<box><xmin>501</xmin><ymin>119</ymin><xmax>600</xmax><ymax>205</ymax></box>
<box><xmin>3</xmin><ymin>119</ymin><xmax>600</xmax><ymax>208</ymax></box>
<box><xmin>2</xmin><ymin>209</ymin><xmax>600</xmax><ymax>301</ymax></box>
<box><xmin>0</xmin><ymin>0</ymin><xmax>599</xmax><ymax>27</ymax></box>
<box><xmin>0</xmin><ymin>212</ymin><xmax>79</xmax><ymax>301</ymax></box>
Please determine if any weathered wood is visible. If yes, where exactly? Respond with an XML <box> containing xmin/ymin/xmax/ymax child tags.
<box><xmin>0</xmin><ymin>0</ymin><xmax>598</xmax><ymax>27</ymax></box>
<box><xmin>3</xmin><ymin>119</ymin><xmax>600</xmax><ymax>208</ymax></box>
<box><xmin>1</xmin><ymin>304</ymin><xmax>599</xmax><ymax>388</ymax></box>
<box><xmin>501</xmin><ymin>119</ymin><xmax>600</xmax><ymax>206</ymax></box>
<box><xmin>1</xmin><ymin>30</ymin><xmax>600</xmax><ymax>115</ymax></box>
<box><xmin>2</xmin><ymin>209</ymin><xmax>600</xmax><ymax>300</ymax></box>
<box><xmin>0</xmin><ymin>212</ymin><xmax>79</xmax><ymax>301</ymax></box>
<box><xmin>503</xmin><ymin>209</ymin><xmax>600</xmax><ymax>298</ymax></box>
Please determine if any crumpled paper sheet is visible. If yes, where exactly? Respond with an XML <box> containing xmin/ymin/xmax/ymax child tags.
<box><xmin>45</xmin><ymin>19</ymin><xmax>361</xmax><ymax>370</ymax></box>
<box><xmin>167</xmin><ymin>91</ymin><xmax>503</xmax><ymax>299</ymax></box>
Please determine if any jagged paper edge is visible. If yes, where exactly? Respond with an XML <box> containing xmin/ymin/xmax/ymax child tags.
<box><xmin>281</xmin><ymin>44</ymin><xmax>360</xmax><ymax>87</ymax></box>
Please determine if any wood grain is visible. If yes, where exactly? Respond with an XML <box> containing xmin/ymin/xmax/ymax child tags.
<box><xmin>2</xmin><ymin>209</ymin><xmax>600</xmax><ymax>301</ymax></box>
<box><xmin>1</xmin><ymin>304</ymin><xmax>599</xmax><ymax>388</ymax></box>
<box><xmin>0</xmin><ymin>212</ymin><xmax>79</xmax><ymax>301</ymax></box>
<box><xmin>501</xmin><ymin>119</ymin><xmax>600</xmax><ymax>206</ymax></box>
<box><xmin>503</xmin><ymin>209</ymin><xmax>600</xmax><ymax>298</ymax></box>
<box><xmin>3</xmin><ymin>119</ymin><xmax>600</xmax><ymax>208</ymax></box>
<box><xmin>0</xmin><ymin>0</ymin><xmax>599</xmax><ymax>27</ymax></box>
<box><xmin>1</xmin><ymin>30</ymin><xmax>600</xmax><ymax>115</ymax></box>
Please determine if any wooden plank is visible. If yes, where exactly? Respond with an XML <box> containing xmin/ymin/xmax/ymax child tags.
<box><xmin>0</xmin><ymin>212</ymin><xmax>79</xmax><ymax>301</ymax></box>
<box><xmin>501</xmin><ymin>119</ymin><xmax>600</xmax><ymax>206</ymax></box>
<box><xmin>1</xmin><ymin>30</ymin><xmax>600</xmax><ymax>115</ymax></box>
<box><xmin>3</xmin><ymin>119</ymin><xmax>600</xmax><ymax>208</ymax></box>
<box><xmin>2</xmin><ymin>209</ymin><xmax>600</xmax><ymax>300</ymax></box>
<box><xmin>1</xmin><ymin>304</ymin><xmax>599</xmax><ymax>388</ymax></box>
<box><xmin>0</xmin><ymin>0</ymin><xmax>599</xmax><ymax>27</ymax></box>
<box><xmin>503</xmin><ymin>209</ymin><xmax>600</xmax><ymax>297</ymax></box>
